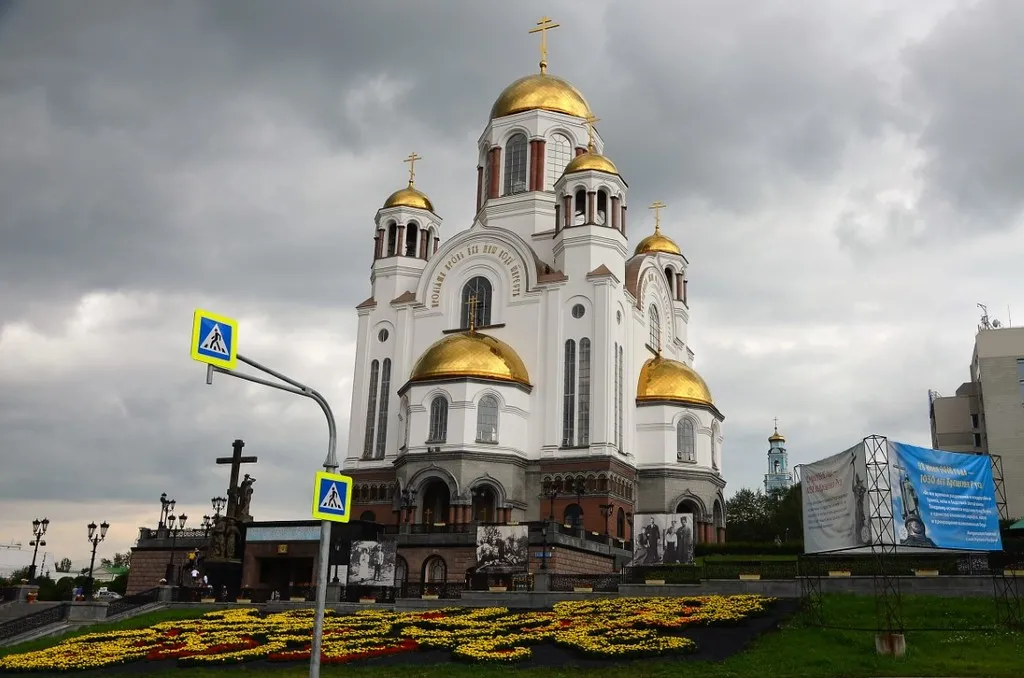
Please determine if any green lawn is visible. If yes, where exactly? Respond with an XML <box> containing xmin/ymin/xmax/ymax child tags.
<box><xmin>4</xmin><ymin>595</ymin><xmax>1021</xmax><ymax>677</ymax></box>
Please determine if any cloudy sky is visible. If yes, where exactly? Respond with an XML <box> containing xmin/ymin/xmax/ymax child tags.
<box><xmin>1</xmin><ymin>0</ymin><xmax>1022</xmax><ymax>563</ymax></box>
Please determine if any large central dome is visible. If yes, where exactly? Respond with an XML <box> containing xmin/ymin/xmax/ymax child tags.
<box><xmin>636</xmin><ymin>356</ymin><xmax>714</xmax><ymax>407</ymax></box>
<box><xmin>409</xmin><ymin>331</ymin><xmax>531</xmax><ymax>386</ymax></box>
<box><xmin>490</xmin><ymin>73</ymin><xmax>593</xmax><ymax>120</ymax></box>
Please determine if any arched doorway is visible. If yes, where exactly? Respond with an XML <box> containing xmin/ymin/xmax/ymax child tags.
<box><xmin>422</xmin><ymin>555</ymin><xmax>447</xmax><ymax>583</ymax></box>
<box><xmin>395</xmin><ymin>556</ymin><xmax>408</xmax><ymax>587</ymax></box>
<box><xmin>420</xmin><ymin>480</ymin><xmax>451</xmax><ymax>525</ymax></box>
<box><xmin>713</xmin><ymin>499</ymin><xmax>725</xmax><ymax>544</ymax></box>
<box><xmin>563</xmin><ymin>503</ymin><xmax>583</xmax><ymax>527</ymax></box>
<box><xmin>675</xmin><ymin>499</ymin><xmax>702</xmax><ymax>543</ymax></box>
<box><xmin>472</xmin><ymin>486</ymin><xmax>497</xmax><ymax>522</ymax></box>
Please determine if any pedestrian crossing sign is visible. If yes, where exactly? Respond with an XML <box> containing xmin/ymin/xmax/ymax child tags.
<box><xmin>312</xmin><ymin>471</ymin><xmax>353</xmax><ymax>522</ymax></box>
<box><xmin>190</xmin><ymin>308</ymin><xmax>238</xmax><ymax>370</ymax></box>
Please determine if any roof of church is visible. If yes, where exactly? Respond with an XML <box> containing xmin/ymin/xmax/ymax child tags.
<box><xmin>634</xmin><ymin>224</ymin><xmax>681</xmax><ymax>257</ymax></box>
<box><xmin>408</xmin><ymin>330</ymin><xmax>531</xmax><ymax>387</ymax></box>
<box><xmin>563</xmin><ymin>149</ymin><xmax>618</xmax><ymax>176</ymax></box>
<box><xmin>490</xmin><ymin>72</ymin><xmax>593</xmax><ymax>120</ymax></box>
<box><xmin>382</xmin><ymin>183</ymin><xmax>434</xmax><ymax>212</ymax></box>
<box><xmin>636</xmin><ymin>355</ymin><xmax>714</xmax><ymax>408</ymax></box>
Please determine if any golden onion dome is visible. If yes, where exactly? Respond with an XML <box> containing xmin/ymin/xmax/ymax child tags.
<box><xmin>633</xmin><ymin>224</ymin><xmax>681</xmax><ymax>257</ymax></box>
<box><xmin>636</xmin><ymin>355</ymin><xmax>714</xmax><ymax>407</ymax></box>
<box><xmin>563</xmin><ymin>149</ymin><xmax>618</xmax><ymax>176</ymax></box>
<box><xmin>490</xmin><ymin>73</ymin><xmax>593</xmax><ymax>120</ymax></box>
<box><xmin>769</xmin><ymin>428</ymin><xmax>786</xmax><ymax>443</ymax></box>
<box><xmin>409</xmin><ymin>331</ymin><xmax>530</xmax><ymax>386</ymax></box>
<box><xmin>382</xmin><ymin>183</ymin><xmax>434</xmax><ymax>213</ymax></box>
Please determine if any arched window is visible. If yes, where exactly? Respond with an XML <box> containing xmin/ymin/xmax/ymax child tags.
<box><xmin>648</xmin><ymin>304</ymin><xmax>661</xmax><ymax>350</ymax></box>
<box><xmin>616</xmin><ymin>508</ymin><xmax>626</xmax><ymax>539</ymax></box>
<box><xmin>400</xmin><ymin>396</ymin><xmax>410</xmax><ymax>449</ymax></box>
<box><xmin>562</xmin><ymin>340</ymin><xmax>576</xmax><ymax>446</ymax></box>
<box><xmin>360</xmin><ymin>510</ymin><xmax>377</xmax><ymax>522</ymax></box>
<box><xmin>460</xmin><ymin>276</ymin><xmax>492</xmax><ymax>329</ymax></box>
<box><xmin>546</xmin><ymin>133</ymin><xmax>572</xmax><ymax>188</ymax></box>
<box><xmin>577</xmin><ymin>338</ymin><xmax>591</xmax><ymax>446</ymax></box>
<box><xmin>476</xmin><ymin>395</ymin><xmax>499</xmax><ymax>443</ymax></box>
<box><xmin>482</xmin><ymin>149</ymin><xmax>492</xmax><ymax>201</ymax></box>
<box><xmin>774</xmin><ymin>459</ymin><xmax>781</xmax><ymax>473</ymax></box>
<box><xmin>386</xmin><ymin>222</ymin><xmax>398</xmax><ymax>257</ymax></box>
<box><xmin>374</xmin><ymin>359</ymin><xmax>391</xmax><ymax>458</ymax></box>
<box><xmin>711</xmin><ymin>421</ymin><xmax>721</xmax><ymax>470</ymax></box>
<box><xmin>573</xmin><ymin>189</ymin><xmax>586</xmax><ymax>225</ymax></box>
<box><xmin>563</xmin><ymin>503</ymin><xmax>583</xmax><ymax>527</ymax></box>
<box><xmin>428</xmin><ymin>396</ymin><xmax>448</xmax><ymax>443</ymax></box>
<box><xmin>677</xmin><ymin>419</ymin><xmax>695</xmax><ymax>462</ymax></box>
<box><xmin>665</xmin><ymin>266</ymin><xmax>674</xmax><ymax>286</ymax></box>
<box><xmin>422</xmin><ymin>555</ymin><xmax>447</xmax><ymax>583</ymax></box>
<box><xmin>503</xmin><ymin>133</ymin><xmax>528</xmax><ymax>195</ymax></box>
<box><xmin>405</xmin><ymin>223</ymin><xmax>419</xmax><ymax>257</ymax></box>
<box><xmin>362</xmin><ymin>360</ymin><xmax>380</xmax><ymax>458</ymax></box>
<box><xmin>596</xmin><ymin>190</ymin><xmax>608</xmax><ymax>225</ymax></box>
<box><xmin>616</xmin><ymin>344</ymin><xmax>624</xmax><ymax>451</ymax></box>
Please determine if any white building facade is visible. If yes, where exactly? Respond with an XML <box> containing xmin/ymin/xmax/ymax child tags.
<box><xmin>342</xmin><ymin>61</ymin><xmax>727</xmax><ymax>545</ymax></box>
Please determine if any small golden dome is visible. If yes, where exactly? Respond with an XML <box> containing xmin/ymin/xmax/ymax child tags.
<box><xmin>769</xmin><ymin>428</ymin><xmax>786</xmax><ymax>443</ymax></box>
<box><xmin>382</xmin><ymin>184</ymin><xmax>434</xmax><ymax>212</ymax></box>
<box><xmin>636</xmin><ymin>355</ymin><xmax>714</xmax><ymax>407</ymax></box>
<box><xmin>409</xmin><ymin>331</ymin><xmax>530</xmax><ymax>386</ymax></box>
<box><xmin>490</xmin><ymin>73</ymin><xmax>593</xmax><ymax>120</ymax></box>
<box><xmin>633</xmin><ymin>225</ymin><xmax>681</xmax><ymax>257</ymax></box>
<box><xmin>563</xmin><ymin>150</ymin><xmax>618</xmax><ymax>176</ymax></box>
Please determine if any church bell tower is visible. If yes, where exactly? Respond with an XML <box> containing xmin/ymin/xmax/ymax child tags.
<box><xmin>764</xmin><ymin>421</ymin><xmax>793</xmax><ymax>492</ymax></box>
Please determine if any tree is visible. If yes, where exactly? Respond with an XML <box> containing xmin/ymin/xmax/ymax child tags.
<box><xmin>724</xmin><ymin>484</ymin><xmax>803</xmax><ymax>543</ymax></box>
<box><xmin>55</xmin><ymin>558</ymin><xmax>72</xmax><ymax>573</ymax></box>
<box><xmin>99</xmin><ymin>551</ymin><xmax>131</xmax><ymax>569</ymax></box>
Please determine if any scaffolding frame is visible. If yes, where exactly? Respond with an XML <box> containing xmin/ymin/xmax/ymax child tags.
<box><xmin>990</xmin><ymin>454</ymin><xmax>1008</xmax><ymax>521</ymax></box>
<box><xmin>864</xmin><ymin>435</ymin><xmax>904</xmax><ymax>636</ymax></box>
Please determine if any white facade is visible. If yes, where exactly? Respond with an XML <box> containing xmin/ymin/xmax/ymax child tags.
<box><xmin>342</xmin><ymin>70</ymin><xmax>727</xmax><ymax>541</ymax></box>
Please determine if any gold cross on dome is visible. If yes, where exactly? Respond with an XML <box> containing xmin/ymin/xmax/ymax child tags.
<box><xmin>649</xmin><ymin>201</ymin><xmax>667</xmax><ymax>232</ymax></box>
<box><xmin>585</xmin><ymin>115</ymin><xmax>600</xmax><ymax>151</ymax></box>
<box><xmin>404</xmin><ymin>152</ymin><xmax>422</xmax><ymax>186</ymax></box>
<box><xmin>774</xmin><ymin>416</ymin><xmax>779</xmax><ymax>430</ymax></box>
<box><xmin>466</xmin><ymin>294</ymin><xmax>479</xmax><ymax>332</ymax></box>
<box><xmin>529</xmin><ymin>16</ymin><xmax>560</xmax><ymax>74</ymax></box>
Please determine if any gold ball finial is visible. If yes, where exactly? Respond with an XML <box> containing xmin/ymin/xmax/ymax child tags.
<box><xmin>648</xmin><ymin>201</ymin><xmax>667</xmax><ymax>233</ymax></box>
<box><xmin>529</xmin><ymin>16</ymin><xmax>560</xmax><ymax>74</ymax></box>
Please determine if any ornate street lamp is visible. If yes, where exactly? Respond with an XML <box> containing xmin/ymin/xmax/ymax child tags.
<box><xmin>85</xmin><ymin>521</ymin><xmax>109</xmax><ymax>600</ymax></box>
<box><xmin>165</xmin><ymin>513</ymin><xmax>188</xmax><ymax>584</ymax></box>
<box><xmin>541</xmin><ymin>486</ymin><xmax>560</xmax><ymax>571</ymax></box>
<box><xmin>158</xmin><ymin>493</ymin><xmax>176</xmax><ymax>530</ymax></box>
<box><xmin>600</xmin><ymin>503</ymin><xmax>614</xmax><ymax>536</ymax></box>
<box><xmin>211</xmin><ymin>496</ymin><xmax>226</xmax><ymax>518</ymax></box>
<box><xmin>28</xmin><ymin>518</ymin><xmax>49</xmax><ymax>582</ymax></box>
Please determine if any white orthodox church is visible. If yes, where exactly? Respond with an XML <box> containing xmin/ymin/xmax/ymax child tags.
<box><xmin>342</xmin><ymin>25</ymin><xmax>727</xmax><ymax>545</ymax></box>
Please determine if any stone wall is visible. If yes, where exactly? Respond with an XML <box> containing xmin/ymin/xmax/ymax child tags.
<box><xmin>398</xmin><ymin>546</ymin><xmax>476</xmax><ymax>583</ymax></box>
<box><xmin>127</xmin><ymin>549</ymin><xmax>194</xmax><ymax>594</ymax></box>
<box><xmin>546</xmin><ymin>546</ymin><xmax>616</xmax><ymax>574</ymax></box>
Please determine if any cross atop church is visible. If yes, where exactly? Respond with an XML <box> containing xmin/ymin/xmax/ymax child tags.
<box><xmin>649</xmin><ymin>201</ymin><xmax>667</xmax><ymax>232</ymax></box>
<box><xmin>585</xmin><ymin>115</ymin><xmax>600</xmax><ymax>151</ymax></box>
<box><xmin>216</xmin><ymin>439</ymin><xmax>257</xmax><ymax>519</ymax></box>
<box><xmin>404</xmin><ymin>152</ymin><xmax>422</xmax><ymax>186</ymax></box>
<box><xmin>773</xmin><ymin>416</ymin><xmax>779</xmax><ymax>430</ymax></box>
<box><xmin>529</xmin><ymin>16</ymin><xmax>560</xmax><ymax>74</ymax></box>
<box><xmin>466</xmin><ymin>294</ymin><xmax>479</xmax><ymax>332</ymax></box>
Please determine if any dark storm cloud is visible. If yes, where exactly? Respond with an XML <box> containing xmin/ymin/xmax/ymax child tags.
<box><xmin>903</xmin><ymin>0</ymin><xmax>1024</xmax><ymax>231</ymax></box>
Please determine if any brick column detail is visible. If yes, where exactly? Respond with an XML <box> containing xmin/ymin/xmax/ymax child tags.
<box><xmin>676</xmin><ymin>273</ymin><xmax>683</xmax><ymax>300</ymax></box>
<box><xmin>397</xmin><ymin>224</ymin><xmax>406</xmax><ymax>256</ymax></box>
<box><xmin>448</xmin><ymin>506</ymin><xmax>455</xmax><ymax>525</ymax></box>
<box><xmin>488</xmin><ymin>148</ymin><xmax>501</xmax><ymax>199</ymax></box>
<box><xmin>563</xmin><ymin>195</ymin><xmax>572</xmax><ymax>229</ymax></box>
<box><xmin>587</xmin><ymin>191</ymin><xmax>596</xmax><ymax>225</ymax></box>
<box><xmin>373</xmin><ymin>233</ymin><xmax>382</xmax><ymax>260</ymax></box>
<box><xmin>683</xmin><ymin>278</ymin><xmax>688</xmax><ymax>305</ymax></box>
<box><xmin>420</xmin><ymin>233</ymin><xmax>428</xmax><ymax>259</ymax></box>
<box><xmin>621</xmin><ymin>205</ymin><xmax>627</xmax><ymax>236</ymax></box>
<box><xmin>611</xmin><ymin>196</ymin><xmax>620</xmax><ymax>230</ymax></box>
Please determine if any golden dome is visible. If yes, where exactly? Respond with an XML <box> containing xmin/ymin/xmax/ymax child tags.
<box><xmin>382</xmin><ymin>183</ymin><xmax>434</xmax><ymax>212</ymax></box>
<box><xmin>633</xmin><ymin>225</ymin><xmax>681</xmax><ymax>257</ymax></box>
<box><xmin>563</xmin><ymin>150</ymin><xmax>618</xmax><ymax>176</ymax></box>
<box><xmin>409</xmin><ymin>331</ymin><xmax>530</xmax><ymax>386</ymax></box>
<box><xmin>636</xmin><ymin>355</ymin><xmax>714</xmax><ymax>407</ymax></box>
<box><xmin>490</xmin><ymin>73</ymin><xmax>593</xmax><ymax>120</ymax></box>
<box><xmin>769</xmin><ymin>428</ymin><xmax>786</xmax><ymax>443</ymax></box>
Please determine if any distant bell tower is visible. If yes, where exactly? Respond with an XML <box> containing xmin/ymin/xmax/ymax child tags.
<box><xmin>764</xmin><ymin>419</ymin><xmax>793</xmax><ymax>492</ymax></box>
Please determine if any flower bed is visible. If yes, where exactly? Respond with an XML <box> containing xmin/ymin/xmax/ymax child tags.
<box><xmin>0</xmin><ymin>595</ymin><xmax>774</xmax><ymax>671</ymax></box>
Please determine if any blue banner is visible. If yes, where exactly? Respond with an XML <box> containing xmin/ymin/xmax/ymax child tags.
<box><xmin>889</xmin><ymin>442</ymin><xmax>1002</xmax><ymax>551</ymax></box>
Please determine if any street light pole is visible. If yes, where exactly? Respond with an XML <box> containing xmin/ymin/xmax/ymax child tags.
<box><xmin>85</xmin><ymin>521</ymin><xmax>109</xmax><ymax>600</ymax></box>
<box><xmin>28</xmin><ymin>518</ymin><xmax>49</xmax><ymax>582</ymax></box>
<box><xmin>600</xmin><ymin>503</ymin><xmax>614</xmax><ymax>537</ymax></box>
<box><xmin>541</xmin><ymin>488</ymin><xmax>559</xmax><ymax>571</ymax></box>
<box><xmin>205</xmin><ymin>353</ymin><xmax>337</xmax><ymax>678</ymax></box>
<box><xmin>158</xmin><ymin>493</ymin><xmax>176</xmax><ymax>531</ymax></box>
<box><xmin>165</xmin><ymin>513</ymin><xmax>187</xmax><ymax>584</ymax></box>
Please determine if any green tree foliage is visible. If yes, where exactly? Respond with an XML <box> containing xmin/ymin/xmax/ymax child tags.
<box><xmin>55</xmin><ymin>557</ymin><xmax>73</xmax><ymax>573</ymax></box>
<box><xmin>100</xmin><ymin>551</ymin><xmax>131</xmax><ymax>569</ymax></box>
<box><xmin>725</xmin><ymin>484</ymin><xmax>803</xmax><ymax>543</ymax></box>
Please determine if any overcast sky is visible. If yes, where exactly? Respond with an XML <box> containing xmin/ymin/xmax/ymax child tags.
<box><xmin>2</xmin><ymin>0</ymin><xmax>1022</xmax><ymax>563</ymax></box>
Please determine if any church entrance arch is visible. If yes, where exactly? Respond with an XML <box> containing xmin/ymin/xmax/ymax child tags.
<box><xmin>471</xmin><ymin>486</ymin><xmax>498</xmax><ymax>522</ymax></box>
<box><xmin>676</xmin><ymin>499</ymin><xmax>703</xmax><ymax>543</ymax></box>
<box><xmin>422</xmin><ymin>555</ymin><xmax>447</xmax><ymax>583</ymax></box>
<box><xmin>420</xmin><ymin>480</ymin><xmax>451</xmax><ymax>525</ymax></box>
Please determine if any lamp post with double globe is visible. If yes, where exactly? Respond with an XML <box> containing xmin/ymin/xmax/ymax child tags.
<box><xmin>85</xmin><ymin>521</ymin><xmax>109</xmax><ymax>600</ymax></box>
<box><xmin>28</xmin><ymin>518</ymin><xmax>49</xmax><ymax>582</ymax></box>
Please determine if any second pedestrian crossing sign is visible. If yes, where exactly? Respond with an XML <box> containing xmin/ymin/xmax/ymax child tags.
<box><xmin>312</xmin><ymin>471</ymin><xmax>353</xmax><ymax>522</ymax></box>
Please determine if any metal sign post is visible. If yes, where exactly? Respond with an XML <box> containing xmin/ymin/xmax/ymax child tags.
<box><xmin>191</xmin><ymin>310</ymin><xmax>337</xmax><ymax>678</ymax></box>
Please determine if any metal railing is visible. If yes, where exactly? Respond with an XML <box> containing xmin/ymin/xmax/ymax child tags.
<box><xmin>0</xmin><ymin>603</ymin><xmax>68</xmax><ymax>642</ymax></box>
<box><xmin>105</xmin><ymin>587</ymin><xmax>160</xmax><ymax>618</ymax></box>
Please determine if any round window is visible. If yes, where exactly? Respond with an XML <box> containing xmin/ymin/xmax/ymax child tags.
<box><xmin>378</xmin><ymin>329</ymin><xmax>389</xmax><ymax>343</ymax></box>
<box><xmin>571</xmin><ymin>304</ymin><xmax>586</xmax><ymax>319</ymax></box>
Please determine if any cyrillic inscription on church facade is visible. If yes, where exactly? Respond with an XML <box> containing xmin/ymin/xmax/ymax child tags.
<box><xmin>430</xmin><ymin>243</ymin><xmax>523</xmax><ymax>307</ymax></box>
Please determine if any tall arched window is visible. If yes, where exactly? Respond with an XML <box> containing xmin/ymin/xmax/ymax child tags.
<box><xmin>577</xmin><ymin>338</ymin><xmax>591</xmax><ymax>446</ymax></box>
<box><xmin>677</xmin><ymin>419</ymin><xmax>695</xmax><ymax>462</ymax></box>
<box><xmin>503</xmin><ymin>133</ymin><xmax>528</xmax><ymax>195</ymax></box>
<box><xmin>428</xmin><ymin>396</ymin><xmax>448</xmax><ymax>443</ymax></box>
<box><xmin>476</xmin><ymin>395</ymin><xmax>499</xmax><ymax>443</ymax></box>
<box><xmin>405</xmin><ymin>223</ymin><xmax>419</xmax><ymax>257</ymax></box>
<box><xmin>616</xmin><ymin>344</ymin><xmax>624</xmax><ymax>451</ymax></box>
<box><xmin>573</xmin><ymin>189</ymin><xmax>586</xmax><ymax>225</ymax></box>
<box><xmin>546</xmin><ymin>133</ymin><xmax>572</xmax><ymax>188</ymax></box>
<box><xmin>563</xmin><ymin>503</ymin><xmax>583</xmax><ymax>527</ymax></box>
<box><xmin>596</xmin><ymin>190</ymin><xmax>608</xmax><ymax>225</ymax></box>
<box><xmin>400</xmin><ymin>396</ymin><xmax>410</xmax><ymax>449</ymax></box>
<box><xmin>613</xmin><ymin>342</ymin><xmax>620</xmax><ymax>451</ymax></box>
<box><xmin>374</xmin><ymin>359</ymin><xmax>391</xmax><ymax>458</ymax></box>
<box><xmin>362</xmin><ymin>360</ymin><xmax>380</xmax><ymax>458</ymax></box>
<box><xmin>616</xmin><ymin>508</ymin><xmax>626</xmax><ymax>539</ymax></box>
<box><xmin>482</xmin><ymin>149</ymin><xmax>492</xmax><ymax>201</ymax></box>
<box><xmin>562</xmin><ymin>340</ymin><xmax>576</xmax><ymax>446</ymax></box>
<box><xmin>648</xmin><ymin>304</ymin><xmax>661</xmax><ymax>350</ymax></box>
<box><xmin>460</xmin><ymin>276</ymin><xmax>492</xmax><ymax>329</ymax></box>
<box><xmin>386</xmin><ymin>222</ymin><xmax>398</xmax><ymax>257</ymax></box>
<box><xmin>711</xmin><ymin>421</ymin><xmax>721</xmax><ymax>470</ymax></box>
